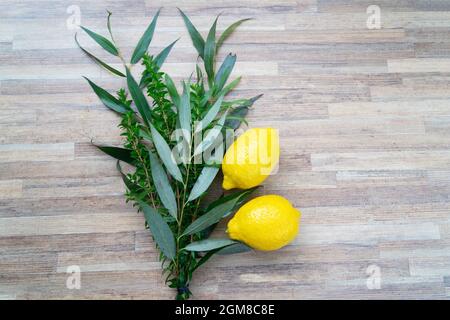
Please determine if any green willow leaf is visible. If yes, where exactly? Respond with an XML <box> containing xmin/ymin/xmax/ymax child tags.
<box><xmin>96</xmin><ymin>145</ymin><xmax>134</xmax><ymax>165</ymax></box>
<box><xmin>154</xmin><ymin>39</ymin><xmax>179</xmax><ymax>69</ymax></box>
<box><xmin>178</xmin><ymin>8</ymin><xmax>205</xmax><ymax>58</ymax></box>
<box><xmin>165</xmin><ymin>74</ymin><xmax>180</xmax><ymax>108</ymax></box>
<box><xmin>216</xmin><ymin>18</ymin><xmax>252</xmax><ymax>51</ymax></box>
<box><xmin>182</xmin><ymin>194</ymin><xmax>245</xmax><ymax>236</ymax></box>
<box><xmin>187</xmin><ymin>166</ymin><xmax>219</xmax><ymax>202</ymax></box>
<box><xmin>185</xmin><ymin>239</ymin><xmax>236</xmax><ymax>252</ymax></box>
<box><xmin>205</xmin><ymin>186</ymin><xmax>259</xmax><ymax>216</ymax></box>
<box><xmin>126</xmin><ymin>68</ymin><xmax>152</xmax><ymax>127</ymax></box>
<box><xmin>116</xmin><ymin>161</ymin><xmax>140</xmax><ymax>191</ymax></box>
<box><xmin>224</xmin><ymin>94</ymin><xmax>263</xmax><ymax>130</ymax></box>
<box><xmin>140</xmin><ymin>202</ymin><xmax>176</xmax><ymax>260</ymax></box>
<box><xmin>131</xmin><ymin>8</ymin><xmax>161</xmax><ymax>64</ymax></box>
<box><xmin>219</xmin><ymin>76</ymin><xmax>241</xmax><ymax>97</ymax></box>
<box><xmin>187</xmin><ymin>142</ymin><xmax>223</xmax><ymax>202</ymax></box>
<box><xmin>106</xmin><ymin>10</ymin><xmax>114</xmax><ymax>41</ymax></box>
<box><xmin>83</xmin><ymin>77</ymin><xmax>127</xmax><ymax>113</ymax></box>
<box><xmin>80</xmin><ymin>26</ymin><xmax>119</xmax><ymax>56</ymax></box>
<box><xmin>191</xmin><ymin>247</ymin><xmax>221</xmax><ymax>272</ymax></box>
<box><xmin>194</xmin><ymin>95</ymin><xmax>224</xmax><ymax>134</ymax></box>
<box><xmin>214</xmin><ymin>53</ymin><xmax>236</xmax><ymax>93</ymax></box>
<box><xmin>150</xmin><ymin>124</ymin><xmax>183</xmax><ymax>182</ymax></box>
<box><xmin>75</xmin><ymin>34</ymin><xmax>125</xmax><ymax>77</ymax></box>
<box><xmin>193</xmin><ymin>110</ymin><xmax>228</xmax><ymax>156</ymax></box>
<box><xmin>204</xmin><ymin>17</ymin><xmax>217</xmax><ymax>84</ymax></box>
<box><xmin>217</xmin><ymin>242</ymin><xmax>252</xmax><ymax>255</ymax></box>
<box><xmin>178</xmin><ymin>81</ymin><xmax>192</xmax><ymax>145</ymax></box>
<box><xmin>148</xmin><ymin>150</ymin><xmax>178</xmax><ymax>219</ymax></box>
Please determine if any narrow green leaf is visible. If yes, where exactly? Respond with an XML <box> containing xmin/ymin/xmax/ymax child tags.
<box><xmin>140</xmin><ymin>202</ymin><xmax>176</xmax><ymax>260</ymax></box>
<box><xmin>80</xmin><ymin>26</ymin><xmax>119</xmax><ymax>56</ymax></box>
<box><xmin>217</xmin><ymin>18</ymin><xmax>252</xmax><ymax>50</ymax></box>
<box><xmin>205</xmin><ymin>186</ymin><xmax>259</xmax><ymax>215</ymax></box>
<box><xmin>214</xmin><ymin>53</ymin><xmax>236</xmax><ymax>93</ymax></box>
<box><xmin>106</xmin><ymin>10</ymin><xmax>115</xmax><ymax>43</ymax></box>
<box><xmin>182</xmin><ymin>194</ymin><xmax>245</xmax><ymax>236</ymax></box>
<box><xmin>193</xmin><ymin>110</ymin><xmax>228</xmax><ymax>156</ymax></box>
<box><xmin>165</xmin><ymin>74</ymin><xmax>180</xmax><ymax>108</ymax></box>
<box><xmin>187</xmin><ymin>166</ymin><xmax>219</xmax><ymax>202</ymax></box>
<box><xmin>178</xmin><ymin>8</ymin><xmax>205</xmax><ymax>58</ymax></box>
<box><xmin>194</xmin><ymin>95</ymin><xmax>223</xmax><ymax>133</ymax></box>
<box><xmin>116</xmin><ymin>161</ymin><xmax>140</xmax><ymax>191</ymax></box>
<box><xmin>185</xmin><ymin>239</ymin><xmax>236</xmax><ymax>252</ymax></box>
<box><xmin>150</xmin><ymin>124</ymin><xmax>183</xmax><ymax>182</ymax></box>
<box><xmin>95</xmin><ymin>145</ymin><xmax>134</xmax><ymax>165</ymax></box>
<box><xmin>154</xmin><ymin>39</ymin><xmax>179</xmax><ymax>69</ymax></box>
<box><xmin>126</xmin><ymin>68</ymin><xmax>152</xmax><ymax>127</ymax></box>
<box><xmin>148</xmin><ymin>150</ymin><xmax>178</xmax><ymax>219</ymax></box>
<box><xmin>178</xmin><ymin>81</ymin><xmax>192</xmax><ymax>145</ymax></box>
<box><xmin>224</xmin><ymin>94</ymin><xmax>263</xmax><ymax>130</ymax></box>
<box><xmin>131</xmin><ymin>8</ymin><xmax>161</xmax><ymax>64</ymax></box>
<box><xmin>204</xmin><ymin>17</ymin><xmax>217</xmax><ymax>84</ymax></box>
<box><xmin>192</xmin><ymin>241</ymin><xmax>250</xmax><ymax>271</ymax></box>
<box><xmin>75</xmin><ymin>34</ymin><xmax>125</xmax><ymax>77</ymax></box>
<box><xmin>191</xmin><ymin>248</ymin><xmax>221</xmax><ymax>272</ymax></box>
<box><xmin>217</xmin><ymin>242</ymin><xmax>252</xmax><ymax>255</ymax></box>
<box><xmin>187</xmin><ymin>142</ymin><xmax>223</xmax><ymax>202</ymax></box>
<box><xmin>83</xmin><ymin>77</ymin><xmax>127</xmax><ymax>113</ymax></box>
<box><xmin>219</xmin><ymin>76</ymin><xmax>241</xmax><ymax>96</ymax></box>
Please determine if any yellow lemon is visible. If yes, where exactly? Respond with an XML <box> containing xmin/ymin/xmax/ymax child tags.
<box><xmin>227</xmin><ymin>195</ymin><xmax>301</xmax><ymax>251</ymax></box>
<box><xmin>222</xmin><ymin>128</ymin><xmax>279</xmax><ymax>190</ymax></box>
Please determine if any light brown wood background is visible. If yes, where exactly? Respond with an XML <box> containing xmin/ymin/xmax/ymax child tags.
<box><xmin>1</xmin><ymin>0</ymin><xmax>450</xmax><ymax>300</ymax></box>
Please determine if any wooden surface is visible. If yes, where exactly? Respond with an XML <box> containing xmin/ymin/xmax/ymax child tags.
<box><xmin>1</xmin><ymin>0</ymin><xmax>450</xmax><ymax>300</ymax></box>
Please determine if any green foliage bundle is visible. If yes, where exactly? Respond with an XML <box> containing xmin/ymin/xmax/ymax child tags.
<box><xmin>77</xmin><ymin>9</ymin><xmax>260</xmax><ymax>300</ymax></box>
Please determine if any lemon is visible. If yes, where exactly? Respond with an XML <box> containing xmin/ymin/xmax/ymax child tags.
<box><xmin>222</xmin><ymin>127</ymin><xmax>279</xmax><ymax>190</ymax></box>
<box><xmin>227</xmin><ymin>195</ymin><xmax>301</xmax><ymax>251</ymax></box>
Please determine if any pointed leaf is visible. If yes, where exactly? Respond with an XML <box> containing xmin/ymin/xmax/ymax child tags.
<box><xmin>204</xmin><ymin>17</ymin><xmax>217</xmax><ymax>84</ymax></box>
<box><xmin>83</xmin><ymin>77</ymin><xmax>127</xmax><ymax>113</ymax></box>
<box><xmin>148</xmin><ymin>150</ymin><xmax>178</xmax><ymax>219</ymax></box>
<box><xmin>154</xmin><ymin>39</ymin><xmax>178</xmax><ymax>69</ymax></box>
<box><xmin>131</xmin><ymin>8</ymin><xmax>161</xmax><ymax>64</ymax></box>
<box><xmin>217</xmin><ymin>242</ymin><xmax>252</xmax><ymax>255</ymax></box>
<box><xmin>184</xmin><ymin>239</ymin><xmax>236</xmax><ymax>252</ymax></box>
<box><xmin>150</xmin><ymin>124</ymin><xmax>183</xmax><ymax>182</ymax></box>
<box><xmin>187</xmin><ymin>142</ymin><xmax>223</xmax><ymax>202</ymax></box>
<box><xmin>191</xmin><ymin>247</ymin><xmax>221</xmax><ymax>272</ymax></box>
<box><xmin>219</xmin><ymin>76</ymin><xmax>241</xmax><ymax>97</ymax></box>
<box><xmin>205</xmin><ymin>186</ymin><xmax>259</xmax><ymax>215</ymax></box>
<box><xmin>106</xmin><ymin>10</ymin><xmax>115</xmax><ymax>41</ymax></box>
<box><xmin>178</xmin><ymin>8</ymin><xmax>205</xmax><ymax>58</ymax></box>
<box><xmin>217</xmin><ymin>18</ymin><xmax>252</xmax><ymax>50</ymax></box>
<box><xmin>214</xmin><ymin>53</ymin><xmax>236</xmax><ymax>93</ymax></box>
<box><xmin>80</xmin><ymin>26</ymin><xmax>119</xmax><ymax>56</ymax></box>
<box><xmin>178</xmin><ymin>81</ymin><xmax>192</xmax><ymax>145</ymax></box>
<box><xmin>224</xmin><ymin>94</ymin><xmax>262</xmax><ymax>130</ymax></box>
<box><xmin>182</xmin><ymin>193</ymin><xmax>246</xmax><ymax>236</ymax></box>
<box><xmin>96</xmin><ymin>145</ymin><xmax>134</xmax><ymax>165</ymax></box>
<box><xmin>165</xmin><ymin>74</ymin><xmax>180</xmax><ymax>108</ymax></box>
<box><xmin>194</xmin><ymin>95</ymin><xmax>223</xmax><ymax>133</ymax></box>
<box><xmin>193</xmin><ymin>110</ymin><xmax>228</xmax><ymax>156</ymax></box>
<box><xmin>75</xmin><ymin>34</ymin><xmax>125</xmax><ymax>77</ymax></box>
<box><xmin>116</xmin><ymin>161</ymin><xmax>140</xmax><ymax>191</ymax></box>
<box><xmin>140</xmin><ymin>202</ymin><xmax>176</xmax><ymax>260</ymax></box>
<box><xmin>126</xmin><ymin>68</ymin><xmax>152</xmax><ymax>127</ymax></box>
<box><xmin>187</xmin><ymin>166</ymin><xmax>219</xmax><ymax>203</ymax></box>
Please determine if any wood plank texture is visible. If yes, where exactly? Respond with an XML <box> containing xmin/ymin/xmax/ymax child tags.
<box><xmin>1</xmin><ymin>0</ymin><xmax>450</xmax><ymax>300</ymax></box>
